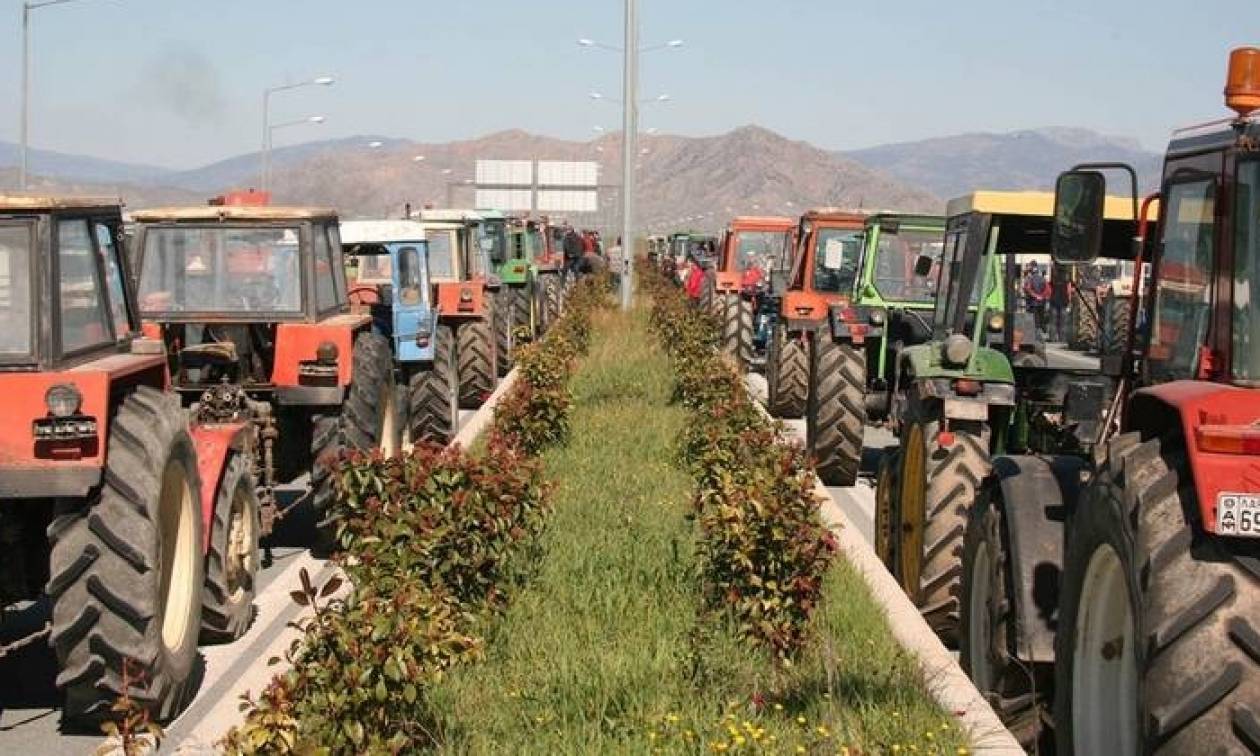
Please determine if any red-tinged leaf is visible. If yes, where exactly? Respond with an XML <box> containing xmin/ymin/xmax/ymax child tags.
<box><xmin>289</xmin><ymin>590</ymin><xmax>311</xmax><ymax>607</ymax></box>
<box><xmin>320</xmin><ymin>575</ymin><xmax>344</xmax><ymax>598</ymax></box>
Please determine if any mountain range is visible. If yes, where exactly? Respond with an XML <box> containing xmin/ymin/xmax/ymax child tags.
<box><xmin>0</xmin><ymin>125</ymin><xmax>1161</xmax><ymax>229</ymax></box>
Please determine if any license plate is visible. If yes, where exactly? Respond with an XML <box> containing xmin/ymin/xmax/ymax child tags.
<box><xmin>1216</xmin><ymin>493</ymin><xmax>1260</xmax><ymax>537</ymax></box>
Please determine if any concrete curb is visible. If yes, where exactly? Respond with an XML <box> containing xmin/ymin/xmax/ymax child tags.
<box><xmin>163</xmin><ymin>367</ymin><xmax>521</xmax><ymax>753</ymax></box>
<box><xmin>748</xmin><ymin>394</ymin><xmax>1024</xmax><ymax>754</ymax></box>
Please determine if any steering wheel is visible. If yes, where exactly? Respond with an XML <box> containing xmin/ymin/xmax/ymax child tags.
<box><xmin>348</xmin><ymin>285</ymin><xmax>381</xmax><ymax>307</ymax></box>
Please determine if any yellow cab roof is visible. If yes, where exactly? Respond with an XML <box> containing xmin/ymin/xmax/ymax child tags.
<box><xmin>0</xmin><ymin>195</ymin><xmax>122</xmax><ymax>212</ymax></box>
<box><xmin>946</xmin><ymin>190</ymin><xmax>1157</xmax><ymax>221</ymax></box>
<box><xmin>131</xmin><ymin>206</ymin><xmax>338</xmax><ymax>223</ymax></box>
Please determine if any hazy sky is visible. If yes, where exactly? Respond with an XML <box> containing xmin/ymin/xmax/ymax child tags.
<box><xmin>0</xmin><ymin>0</ymin><xmax>1252</xmax><ymax>169</ymax></box>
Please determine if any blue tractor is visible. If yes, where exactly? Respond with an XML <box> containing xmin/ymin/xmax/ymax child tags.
<box><xmin>341</xmin><ymin>220</ymin><xmax>460</xmax><ymax>446</ymax></box>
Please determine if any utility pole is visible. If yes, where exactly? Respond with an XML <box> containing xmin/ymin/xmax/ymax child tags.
<box><xmin>20</xmin><ymin>3</ymin><xmax>31</xmax><ymax>190</ymax></box>
<box><xmin>619</xmin><ymin>0</ymin><xmax>637</xmax><ymax>310</ymax></box>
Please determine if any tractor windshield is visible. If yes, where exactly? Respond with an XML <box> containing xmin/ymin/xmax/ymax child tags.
<box><xmin>481</xmin><ymin>219</ymin><xmax>508</xmax><ymax>265</ymax></box>
<box><xmin>1232</xmin><ymin>161</ymin><xmax>1260</xmax><ymax>382</ymax></box>
<box><xmin>812</xmin><ymin>228</ymin><xmax>862</xmax><ymax>294</ymax></box>
<box><xmin>734</xmin><ymin>231</ymin><xmax>789</xmax><ymax>274</ymax></box>
<box><xmin>873</xmin><ymin>228</ymin><xmax>943</xmax><ymax>303</ymax></box>
<box><xmin>138</xmin><ymin>226</ymin><xmax>303</xmax><ymax>315</ymax></box>
<box><xmin>0</xmin><ymin>223</ymin><xmax>33</xmax><ymax>356</ymax></box>
<box><xmin>1147</xmin><ymin>179</ymin><xmax>1216</xmax><ymax>382</ymax></box>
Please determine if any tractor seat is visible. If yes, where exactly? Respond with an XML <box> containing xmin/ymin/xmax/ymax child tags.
<box><xmin>180</xmin><ymin>341</ymin><xmax>239</xmax><ymax>369</ymax></box>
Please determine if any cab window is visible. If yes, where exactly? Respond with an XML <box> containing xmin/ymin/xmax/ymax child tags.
<box><xmin>0</xmin><ymin>223</ymin><xmax>33</xmax><ymax>356</ymax></box>
<box><xmin>1232</xmin><ymin>161</ymin><xmax>1260</xmax><ymax>382</ymax></box>
<box><xmin>58</xmin><ymin>219</ymin><xmax>113</xmax><ymax>353</ymax></box>
<box><xmin>314</xmin><ymin>225</ymin><xmax>339</xmax><ymax>313</ymax></box>
<box><xmin>425</xmin><ymin>230</ymin><xmax>458</xmax><ymax>279</ymax></box>
<box><xmin>1148</xmin><ymin>179</ymin><xmax>1216</xmax><ymax>382</ymax></box>
<box><xmin>95</xmin><ymin>222</ymin><xmax>132</xmax><ymax>337</ymax></box>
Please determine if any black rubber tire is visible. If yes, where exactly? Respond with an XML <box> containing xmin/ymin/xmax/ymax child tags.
<box><xmin>874</xmin><ymin>447</ymin><xmax>900</xmax><ymax>573</ymax></box>
<box><xmin>408</xmin><ymin>323</ymin><xmax>460</xmax><ymax>446</ymax></box>
<box><xmin>1069</xmin><ymin>288</ymin><xmax>1099</xmax><ymax>351</ymax></box>
<box><xmin>698</xmin><ymin>270</ymin><xmax>715</xmax><ymax>313</ymax></box>
<box><xmin>735</xmin><ymin>297</ymin><xmax>754</xmax><ymax>370</ymax></box>
<box><xmin>960</xmin><ymin>482</ymin><xmax>1053</xmax><ymax>751</ymax></box>
<box><xmin>47</xmin><ymin>386</ymin><xmax>205</xmax><ymax>723</ymax></box>
<box><xmin>806</xmin><ymin>337</ymin><xmax>866</xmax><ymax>487</ymax></box>
<box><xmin>509</xmin><ymin>284</ymin><xmax>534</xmax><ymax>342</ymax></box>
<box><xmin>541</xmin><ymin>273</ymin><xmax>562</xmax><ymax>327</ymax></box>
<box><xmin>456</xmin><ymin>318</ymin><xmax>497</xmax><ymax>409</ymax></box>
<box><xmin>766</xmin><ymin>324</ymin><xmax>808</xmax><ymax>418</ymax></box>
<box><xmin>200</xmin><ymin>452</ymin><xmax>260</xmax><ymax>644</ymax></box>
<box><xmin>718</xmin><ymin>293</ymin><xmax>753</xmax><ymax>372</ymax></box>
<box><xmin>494</xmin><ymin>288</ymin><xmax>514</xmax><ymax>375</ymax></box>
<box><xmin>1055</xmin><ymin>433</ymin><xmax>1260</xmax><ymax>754</ymax></box>
<box><xmin>310</xmin><ymin>332</ymin><xmax>391</xmax><ymax>549</ymax></box>
<box><xmin>897</xmin><ymin>414</ymin><xmax>990</xmax><ymax>645</ymax></box>
<box><xmin>1099</xmin><ymin>295</ymin><xmax>1131</xmax><ymax>357</ymax></box>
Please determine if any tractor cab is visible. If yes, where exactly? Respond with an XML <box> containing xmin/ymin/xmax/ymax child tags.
<box><xmin>0</xmin><ymin>196</ymin><xmax>153</xmax><ymax>498</ymax></box>
<box><xmin>781</xmin><ymin>209</ymin><xmax>867</xmax><ymax>329</ymax></box>
<box><xmin>714</xmin><ymin>216</ymin><xmax>796</xmax><ymax>297</ymax></box>
<box><xmin>340</xmin><ymin>220</ymin><xmax>437</xmax><ymax>364</ymax></box>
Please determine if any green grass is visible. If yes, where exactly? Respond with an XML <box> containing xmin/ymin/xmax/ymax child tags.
<box><xmin>429</xmin><ymin>306</ymin><xmax>965</xmax><ymax>754</ymax></box>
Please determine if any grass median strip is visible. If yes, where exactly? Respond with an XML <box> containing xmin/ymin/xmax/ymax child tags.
<box><xmin>430</xmin><ymin>304</ymin><xmax>964</xmax><ymax>754</ymax></box>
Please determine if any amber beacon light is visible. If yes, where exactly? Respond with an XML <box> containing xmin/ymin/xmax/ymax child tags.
<box><xmin>1225</xmin><ymin>46</ymin><xmax>1260</xmax><ymax>118</ymax></box>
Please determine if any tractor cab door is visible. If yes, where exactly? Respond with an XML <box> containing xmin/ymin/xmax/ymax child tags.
<box><xmin>931</xmin><ymin>212</ymin><xmax>994</xmax><ymax>342</ymax></box>
<box><xmin>390</xmin><ymin>241</ymin><xmax>434</xmax><ymax>362</ymax></box>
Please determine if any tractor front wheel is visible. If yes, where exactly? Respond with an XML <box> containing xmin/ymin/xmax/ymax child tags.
<box><xmin>896</xmin><ymin>414</ymin><xmax>990</xmax><ymax>645</ymax></box>
<box><xmin>48</xmin><ymin>386</ymin><xmax>205</xmax><ymax>723</ymax></box>
<box><xmin>200</xmin><ymin>452</ymin><xmax>260</xmax><ymax>643</ymax></box>
<box><xmin>456</xmin><ymin>318</ymin><xmax>497</xmax><ymax>409</ymax></box>
<box><xmin>806</xmin><ymin>337</ymin><xmax>866</xmax><ymax>486</ymax></box>
<box><xmin>719</xmin><ymin>293</ymin><xmax>754</xmax><ymax>372</ymax></box>
<box><xmin>541</xmin><ymin>274</ymin><xmax>562</xmax><ymax>330</ymax></box>
<box><xmin>766</xmin><ymin>325</ymin><xmax>808</xmax><ymax>418</ymax></box>
<box><xmin>494</xmin><ymin>288</ymin><xmax>514</xmax><ymax>375</ymax></box>
<box><xmin>1054</xmin><ymin>434</ymin><xmax>1260</xmax><ymax>755</ymax></box>
<box><xmin>1099</xmin><ymin>295</ymin><xmax>1131</xmax><ymax>357</ymax></box>
<box><xmin>408</xmin><ymin>323</ymin><xmax>460</xmax><ymax>446</ymax></box>
<box><xmin>874</xmin><ymin>447</ymin><xmax>900</xmax><ymax>573</ymax></box>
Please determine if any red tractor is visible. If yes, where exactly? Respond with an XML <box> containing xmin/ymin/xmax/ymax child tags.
<box><xmin>956</xmin><ymin>47</ymin><xmax>1260</xmax><ymax>752</ymax></box>
<box><xmin>712</xmin><ymin>216</ymin><xmax>797</xmax><ymax>370</ymax></box>
<box><xmin>130</xmin><ymin>205</ymin><xmax>394</xmax><ymax>553</ymax></box>
<box><xmin>0</xmin><ymin>197</ymin><xmax>260</xmax><ymax>722</ymax></box>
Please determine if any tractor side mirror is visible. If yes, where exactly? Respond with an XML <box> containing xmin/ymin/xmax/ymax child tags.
<box><xmin>913</xmin><ymin>254</ymin><xmax>934</xmax><ymax>277</ymax></box>
<box><xmin>1052</xmin><ymin>170</ymin><xmax>1106</xmax><ymax>263</ymax></box>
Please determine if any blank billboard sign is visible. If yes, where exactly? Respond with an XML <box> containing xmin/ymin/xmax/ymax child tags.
<box><xmin>475</xmin><ymin>189</ymin><xmax>533</xmax><ymax>211</ymax></box>
<box><xmin>537</xmin><ymin>161</ymin><xmax>599</xmax><ymax>187</ymax></box>
<box><xmin>475</xmin><ymin>160</ymin><xmax>533</xmax><ymax>186</ymax></box>
<box><xmin>536</xmin><ymin>190</ymin><xmax>598</xmax><ymax>212</ymax></box>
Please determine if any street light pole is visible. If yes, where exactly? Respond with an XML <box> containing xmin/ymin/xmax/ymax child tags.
<box><xmin>20</xmin><ymin>0</ymin><xmax>93</xmax><ymax>191</ymax></box>
<box><xmin>620</xmin><ymin>0</ymin><xmax>637</xmax><ymax>310</ymax></box>
<box><xmin>261</xmin><ymin>76</ymin><xmax>334</xmax><ymax>192</ymax></box>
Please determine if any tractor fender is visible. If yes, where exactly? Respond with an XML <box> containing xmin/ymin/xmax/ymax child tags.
<box><xmin>189</xmin><ymin>421</ymin><xmax>253</xmax><ymax>553</ymax></box>
<box><xmin>1128</xmin><ymin>382</ymin><xmax>1260</xmax><ymax>534</ymax></box>
<box><xmin>780</xmin><ymin>290</ymin><xmax>833</xmax><ymax>325</ymax></box>
<box><xmin>435</xmin><ymin>280</ymin><xmax>485</xmax><ymax>319</ymax></box>
<box><xmin>989</xmin><ymin>454</ymin><xmax>1086</xmax><ymax>662</ymax></box>
<box><xmin>272</xmin><ymin>314</ymin><xmax>371</xmax><ymax>387</ymax></box>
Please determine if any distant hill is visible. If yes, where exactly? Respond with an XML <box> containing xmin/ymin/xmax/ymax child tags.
<box><xmin>0</xmin><ymin>141</ymin><xmax>171</xmax><ymax>185</ymax></box>
<box><xmin>843</xmin><ymin>127</ymin><xmax>1162</xmax><ymax>200</ymax></box>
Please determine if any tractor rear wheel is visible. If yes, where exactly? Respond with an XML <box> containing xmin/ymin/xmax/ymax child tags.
<box><xmin>48</xmin><ymin>386</ymin><xmax>204</xmax><ymax>723</ymax></box>
<box><xmin>200</xmin><ymin>452</ymin><xmax>260</xmax><ymax>644</ymax></box>
<box><xmin>961</xmin><ymin>483</ymin><xmax>1053</xmax><ymax>751</ymax></box>
<box><xmin>719</xmin><ymin>293</ymin><xmax>753</xmax><ymax>371</ymax></box>
<box><xmin>698</xmin><ymin>271</ymin><xmax>715</xmax><ymax>314</ymax></box>
<box><xmin>1099</xmin><ymin>295</ymin><xmax>1131</xmax><ymax>357</ymax></box>
<box><xmin>408</xmin><ymin>323</ymin><xmax>460</xmax><ymax>446</ymax></box>
<box><xmin>494</xmin><ymin>288</ymin><xmax>514</xmax><ymax>375</ymax></box>
<box><xmin>1054</xmin><ymin>434</ymin><xmax>1260</xmax><ymax>755</ymax></box>
<box><xmin>310</xmin><ymin>332</ymin><xmax>391</xmax><ymax>551</ymax></box>
<box><xmin>1069</xmin><ymin>289</ymin><xmax>1099</xmax><ymax>351</ymax></box>
<box><xmin>457</xmin><ymin>318</ymin><xmax>497</xmax><ymax>409</ymax></box>
<box><xmin>896</xmin><ymin>415</ymin><xmax>990</xmax><ymax>645</ymax></box>
<box><xmin>766</xmin><ymin>324</ymin><xmax>808</xmax><ymax>418</ymax></box>
<box><xmin>541</xmin><ymin>274</ymin><xmax>562</xmax><ymax>330</ymax></box>
<box><xmin>509</xmin><ymin>284</ymin><xmax>534</xmax><ymax>343</ymax></box>
<box><xmin>806</xmin><ymin>337</ymin><xmax>866</xmax><ymax>486</ymax></box>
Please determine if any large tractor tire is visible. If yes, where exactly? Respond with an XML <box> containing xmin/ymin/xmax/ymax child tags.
<box><xmin>1054</xmin><ymin>434</ymin><xmax>1260</xmax><ymax>755</ymax></box>
<box><xmin>1069</xmin><ymin>288</ymin><xmax>1099</xmax><ymax>351</ymax></box>
<box><xmin>456</xmin><ymin>318</ymin><xmax>497</xmax><ymax>409</ymax></box>
<box><xmin>766</xmin><ymin>324</ymin><xmax>808</xmax><ymax>418</ymax></box>
<box><xmin>698</xmin><ymin>271</ymin><xmax>715</xmax><ymax>314</ymax></box>
<box><xmin>200</xmin><ymin>452</ymin><xmax>260</xmax><ymax>643</ymax></box>
<box><xmin>1099</xmin><ymin>295</ymin><xmax>1131</xmax><ymax>357</ymax></box>
<box><xmin>508</xmin><ymin>284</ymin><xmax>535</xmax><ymax>343</ymax></box>
<box><xmin>874</xmin><ymin>447</ymin><xmax>900</xmax><ymax>573</ymax></box>
<box><xmin>960</xmin><ymin>484</ymin><xmax>1052</xmax><ymax>751</ymax></box>
<box><xmin>47</xmin><ymin>386</ymin><xmax>205</xmax><ymax>723</ymax></box>
<box><xmin>540</xmin><ymin>274</ymin><xmax>562</xmax><ymax>330</ymax></box>
<box><xmin>806</xmin><ymin>337</ymin><xmax>866</xmax><ymax>487</ymax></box>
<box><xmin>408</xmin><ymin>323</ymin><xmax>460</xmax><ymax>446</ymax></box>
<box><xmin>896</xmin><ymin>414</ymin><xmax>990</xmax><ymax>645</ymax></box>
<box><xmin>494</xmin><ymin>289</ymin><xmax>514</xmax><ymax>375</ymax></box>
<box><xmin>310</xmin><ymin>332</ymin><xmax>392</xmax><ymax>550</ymax></box>
<box><xmin>719</xmin><ymin>293</ymin><xmax>754</xmax><ymax>371</ymax></box>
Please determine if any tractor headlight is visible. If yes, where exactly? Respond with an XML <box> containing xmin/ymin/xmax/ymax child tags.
<box><xmin>987</xmin><ymin>313</ymin><xmax>1005</xmax><ymax>333</ymax></box>
<box><xmin>316</xmin><ymin>341</ymin><xmax>339</xmax><ymax>365</ymax></box>
<box><xmin>459</xmin><ymin>288</ymin><xmax>474</xmax><ymax>302</ymax></box>
<box><xmin>45</xmin><ymin>383</ymin><xmax>83</xmax><ymax>417</ymax></box>
<box><xmin>942</xmin><ymin>334</ymin><xmax>973</xmax><ymax>367</ymax></box>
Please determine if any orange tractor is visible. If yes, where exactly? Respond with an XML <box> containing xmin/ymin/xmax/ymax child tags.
<box><xmin>955</xmin><ymin>47</ymin><xmax>1260</xmax><ymax>752</ymax></box>
<box><xmin>130</xmin><ymin>205</ymin><xmax>395</xmax><ymax>553</ymax></box>
<box><xmin>0</xmin><ymin>197</ymin><xmax>261</xmax><ymax>722</ymax></box>
<box><xmin>711</xmin><ymin>216</ymin><xmax>797</xmax><ymax>370</ymax></box>
<box><xmin>764</xmin><ymin>209</ymin><xmax>866</xmax><ymax>418</ymax></box>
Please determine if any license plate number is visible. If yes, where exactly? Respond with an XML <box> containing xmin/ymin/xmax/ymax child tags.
<box><xmin>1216</xmin><ymin>493</ymin><xmax>1260</xmax><ymax>537</ymax></box>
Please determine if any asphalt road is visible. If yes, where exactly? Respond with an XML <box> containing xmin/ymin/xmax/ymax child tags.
<box><xmin>0</xmin><ymin>410</ymin><xmax>476</xmax><ymax>756</ymax></box>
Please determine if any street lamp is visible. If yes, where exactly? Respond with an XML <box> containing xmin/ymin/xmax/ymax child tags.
<box><xmin>413</xmin><ymin>155</ymin><xmax>426</xmax><ymax>162</ymax></box>
<box><xmin>20</xmin><ymin>0</ymin><xmax>103</xmax><ymax>191</ymax></box>
<box><xmin>266</xmin><ymin>115</ymin><xmax>325</xmax><ymax>192</ymax></box>
<box><xmin>261</xmin><ymin>75</ymin><xmax>334</xmax><ymax>191</ymax></box>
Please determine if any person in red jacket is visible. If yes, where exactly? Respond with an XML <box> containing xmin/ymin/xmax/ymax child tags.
<box><xmin>684</xmin><ymin>254</ymin><xmax>705</xmax><ymax>302</ymax></box>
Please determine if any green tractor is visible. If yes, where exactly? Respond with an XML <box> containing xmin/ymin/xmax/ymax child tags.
<box><xmin>805</xmin><ymin>212</ymin><xmax>946</xmax><ymax>485</ymax></box>
<box><xmin>875</xmin><ymin>190</ymin><xmax>1139</xmax><ymax>647</ymax></box>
